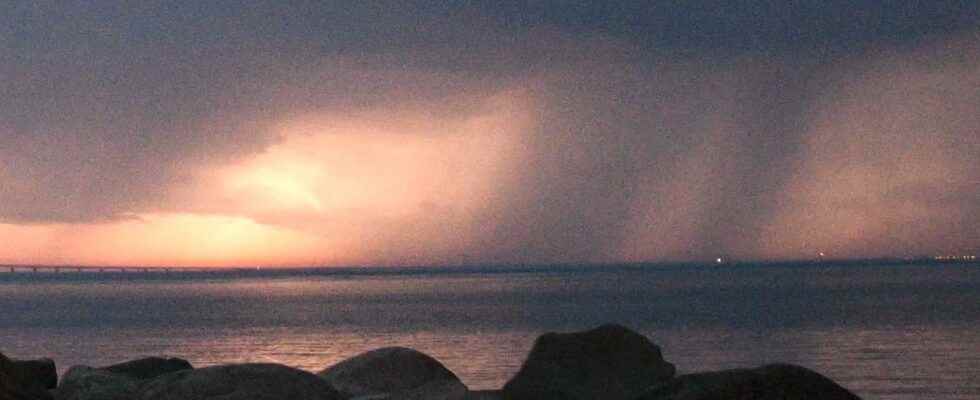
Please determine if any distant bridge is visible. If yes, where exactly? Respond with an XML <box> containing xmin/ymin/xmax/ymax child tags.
<box><xmin>1</xmin><ymin>266</ymin><xmax>217</xmax><ymax>274</ymax></box>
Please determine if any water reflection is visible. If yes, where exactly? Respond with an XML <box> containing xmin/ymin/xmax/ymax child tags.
<box><xmin>2</xmin><ymin>264</ymin><xmax>979</xmax><ymax>395</ymax></box>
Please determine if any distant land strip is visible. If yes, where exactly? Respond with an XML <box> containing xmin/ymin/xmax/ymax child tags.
<box><xmin>1</xmin><ymin>257</ymin><xmax>977</xmax><ymax>278</ymax></box>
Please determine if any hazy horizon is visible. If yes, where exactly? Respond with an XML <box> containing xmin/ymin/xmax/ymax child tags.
<box><xmin>2</xmin><ymin>255</ymin><xmax>975</xmax><ymax>270</ymax></box>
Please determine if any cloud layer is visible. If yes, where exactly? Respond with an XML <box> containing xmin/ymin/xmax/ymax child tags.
<box><xmin>1</xmin><ymin>2</ymin><xmax>977</xmax><ymax>266</ymax></box>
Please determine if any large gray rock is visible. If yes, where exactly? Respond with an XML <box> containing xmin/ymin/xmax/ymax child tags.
<box><xmin>102</xmin><ymin>357</ymin><xmax>192</xmax><ymax>381</ymax></box>
<box><xmin>1</xmin><ymin>352</ymin><xmax>53</xmax><ymax>400</ymax></box>
<box><xmin>636</xmin><ymin>364</ymin><xmax>862</xmax><ymax>400</ymax></box>
<box><xmin>138</xmin><ymin>363</ymin><xmax>342</xmax><ymax>400</ymax></box>
<box><xmin>319</xmin><ymin>347</ymin><xmax>467</xmax><ymax>400</ymax></box>
<box><xmin>502</xmin><ymin>324</ymin><xmax>676</xmax><ymax>400</ymax></box>
<box><xmin>11</xmin><ymin>358</ymin><xmax>57</xmax><ymax>390</ymax></box>
<box><xmin>53</xmin><ymin>357</ymin><xmax>192</xmax><ymax>400</ymax></box>
<box><xmin>54</xmin><ymin>366</ymin><xmax>140</xmax><ymax>400</ymax></box>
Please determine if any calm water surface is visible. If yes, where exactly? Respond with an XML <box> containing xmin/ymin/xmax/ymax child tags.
<box><xmin>2</xmin><ymin>263</ymin><xmax>979</xmax><ymax>399</ymax></box>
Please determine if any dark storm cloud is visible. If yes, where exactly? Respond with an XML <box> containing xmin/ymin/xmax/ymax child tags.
<box><xmin>0</xmin><ymin>1</ymin><xmax>508</xmax><ymax>223</ymax></box>
<box><xmin>1</xmin><ymin>1</ymin><xmax>977</xmax><ymax>261</ymax></box>
<box><xmin>466</xmin><ymin>55</ymin><xmax>827</xmax><ymax>263</ymax></box>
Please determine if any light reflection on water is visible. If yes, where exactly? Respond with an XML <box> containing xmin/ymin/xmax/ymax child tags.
<box><xmin>1</xmin><ymin>264</ymin><xmax>979</xmax><ymax>397</ymax></box>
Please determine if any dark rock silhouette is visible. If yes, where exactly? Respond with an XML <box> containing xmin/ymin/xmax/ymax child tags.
<box><xmin>635</xmin><ymin>364</ymin><xmax>862</xmax><ymax>400</ymax></box>
<box><xmin>10</xmin><ymin>359</ymin><xmax>57</xmax><ymax>390</ymax></box>
<box><xmin>1</xmin><ymin>352</ymin><xmax>53</xmax><ymax>400</ymax></box>
<box><xmin>53</xmin><ymin>357</ymin><xmax>192</xmax><ymax>400</ymax></box>
<box><xmin>319</xmin><ymin>347</ymin><xmax>467</xmax><ymax>400</ymax></box>
<box><xmin>102</xmin><ymin>357</ymin><xmax>192</xmax><ymax>381</ymax></box>
<box><xmin>55</xmin><ymin>366</ymin><xmax>139</xmax><ymax>400</ymax></box>
<box><xmin>6</xmin><ymin>324</ymin><xmax>865</xmax><ymax>400</ymax></box>
<box><xmin>502</xmin><ymin>324</ymin><xmax>676</xmax><ymax>400</ymax></box>
<box><xmin>138</xmin><ymin>363</ymin><xmax>342</xmax><ymax>400</ymax></box>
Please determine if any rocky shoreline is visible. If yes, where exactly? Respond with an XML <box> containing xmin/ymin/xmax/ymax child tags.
<box><xmin>2</xmin><ymin>324</ymin><xmax>861</xmax><ymax>400</ymax></box>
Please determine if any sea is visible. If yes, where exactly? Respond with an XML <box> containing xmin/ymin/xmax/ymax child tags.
<box><xmin>1</xmin><ymin>262</ymin><xmax>978</xmax><ymax>399</ymax></box>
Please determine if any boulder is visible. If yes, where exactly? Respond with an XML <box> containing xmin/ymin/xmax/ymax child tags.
<box><xmin>319</xmin><ymin>347</ymin><xmax>467</xmax><ymax>400</ymax></box>
<box><xmin>635</xmin><ymin>364</ymin><xmax>862</xmax><ymax>400</ymax></box>
<box><xmin>102</xmin><ymin>357</ymin><xmax>192</xmax><ymax>381</ymax></box>
<box><xmin>11</xmin><ymin>358</ymin><xmax>58</xmax><ymax>390</ymax></box>
<box><xmin>1</xmin><ymin>352</ymin><xmax>53</xmax><ymax>400</ymax></box>
<box><xmin>138</xmin><ymin>363</ymin><xmax>342</xmax><ymax>400</ymax></box>
<box><xmin>54</xmin><ymin>366</ymin><xmax>139</xmax><ymax>400</ymax></box>
<box><xmin>53</xmin><ymin>357</ymin><xmax>191</xmax><ymax>400</ymax></box>
<box><xmin>502</xmin><ymin>324</ymin><xmax>676</xmax><ymax>400</ymax></box>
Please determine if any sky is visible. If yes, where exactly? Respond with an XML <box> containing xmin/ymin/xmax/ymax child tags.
<box><xmin>1</xmin><ymin>1</ymin><xmax>978</xmax><ymax>267</ymax></box>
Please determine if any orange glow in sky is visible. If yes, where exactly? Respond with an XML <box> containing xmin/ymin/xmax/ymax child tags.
<box><xmin>0</xmin><ymin>89</ymin><xmax>535</xmax><ymax>267</ymax></box>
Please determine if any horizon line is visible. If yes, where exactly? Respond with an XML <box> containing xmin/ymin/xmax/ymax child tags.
<box><xmin>1</xmin><ymin>255</ymin><xmax>976</xmax><ymax>271</ymax></box>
